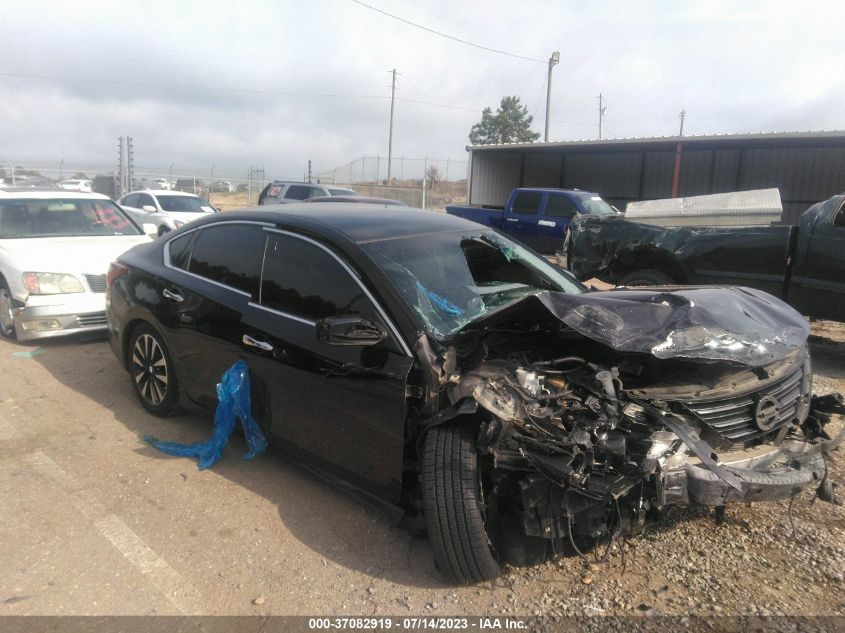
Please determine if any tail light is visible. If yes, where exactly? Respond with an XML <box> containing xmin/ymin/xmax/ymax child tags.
<box><xmin>107</xmin><ymin>262</ymin><xmax>129</xmax><ymax>288</ymax></box>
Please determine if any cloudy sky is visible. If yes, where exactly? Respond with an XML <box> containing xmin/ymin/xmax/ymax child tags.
<box><xmin>2</xmin><ymin>0</ymin><xmax>844</xmax><ymax>182</ymax></box>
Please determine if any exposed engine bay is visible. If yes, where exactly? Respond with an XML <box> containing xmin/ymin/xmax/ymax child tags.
<box><xmin>412</xmin><ymin>287</ymin><xmax>844</xmax><ymax>567</ymax></box>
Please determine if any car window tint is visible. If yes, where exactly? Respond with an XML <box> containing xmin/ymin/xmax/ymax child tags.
<box><xmin>308</xmin><ymin>187</ymin><xmax>325</xmax><ymax>198</ymax></box>
<box><xmin>511</xmin><ymin>191</ymin><xmax>542</xmax><ymax>215</ymax></box>
<box><xmin>123</xmin><ymin>194</ymin><xmax>138</xmax><ymax>207</ymax></box>
<box><xmin>834</xmin><ymin>205</ymin><xmax>845</xmax><ymax>228</ymax></box>
<box><xmin>261</xmin><ymin>234</ymin><xmax>376</xmax><ymax>321</ymax></box>
<box><xmin>188</xmin><ymin>224</ymin><xmax>266</xmax><ymax>294</ymax></box>
<box><xmin>545</xmin><ymin>195</ymin><xmax>578</xmax><ymax>218</ymax></box>
<box><xmin>168</xmin><ymin>233</ymin><xmax>194</xmax><ymax>270</ymax></box>
<box><xmin>137</xmin><ymin>194</ymin><xmax>153</xmax><ymax>207</ymax></box>
<box><xmin>284</xmin><ymin>185</ymin><xmax>312</xmax><ymax>200</ymax></box>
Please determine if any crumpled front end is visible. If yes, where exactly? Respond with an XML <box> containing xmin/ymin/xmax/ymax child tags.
<box><xmin>415</xmin><ymin>299</ymin><xmax>842</xmax><ymax>566</ymax></box>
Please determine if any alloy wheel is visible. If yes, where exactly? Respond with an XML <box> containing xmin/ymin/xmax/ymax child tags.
<box><xmin>132</xmin><ymin>333</ymin><xmax>169</xmax><ymax>405</ymax></box>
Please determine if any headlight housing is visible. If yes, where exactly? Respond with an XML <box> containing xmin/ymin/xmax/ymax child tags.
<box><xmin>172</xmin><ymin>219</ymin><xmax>185</xmax><ymax>228</ymax></box>
<box><xmin>22</xmin><ymin>272</ymin><xmax>84</xmax><ymax>295</ymax></box>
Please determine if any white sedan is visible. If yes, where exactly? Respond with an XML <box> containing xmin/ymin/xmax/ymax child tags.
<box><xmin>0</xmin><ymin>190</ymin><xmax>153</xmax><ymax>341</ymax></box>
<box><xmin>119</xmin><ymin>189</ymin><xmax>217</xmax><ymax>237</ymax></box>
<box><xmin>58</xmin><ymin>179</ymin><xmax>93</xmax><ymax>193</ymax></box>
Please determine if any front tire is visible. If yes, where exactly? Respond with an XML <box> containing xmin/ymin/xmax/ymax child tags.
<box><xmin>0</xmin><ymin>279</ymin><xmax>17</xmax><ymax>340</ymax></box>
<box><xmin>422</xmin><ymin>419</ymin><xmax>502</xmax><ymax>584</ymax></box>
<box><xmin>128</xmin><ymin>323</ymin><xmax>179</xmax><ymax>416</ymax></box>
<box><xmin>157</xmin><ymin>225</ymin><xmax>171</xmax><ymax>238</ymax></box>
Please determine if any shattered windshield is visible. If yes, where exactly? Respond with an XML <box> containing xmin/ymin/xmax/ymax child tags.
<box><xmin>361</xmin><ymin>230</ymin><xmax>584</xmax><ymax>339</ymax></box>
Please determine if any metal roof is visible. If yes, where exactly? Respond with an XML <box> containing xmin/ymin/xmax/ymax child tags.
<box><xmin>466</xmin><ymin>130</ymin><xmax>845</xmax><ymax>152</ymax></box>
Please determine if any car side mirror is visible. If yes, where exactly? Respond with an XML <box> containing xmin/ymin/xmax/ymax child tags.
<box><xmin>142</xmin><ymin>205</ymin><xmax>157</xmax><ymax>213</ymax></box>
<box><xmin>316</xmin><ymin>315</ymin><xmax>386</xmax><ymax>346</ymax></box>
<box><xmin>142</xmin><ymin>223</ymin><xmax>158</xmax><ymax>238</ymax></box>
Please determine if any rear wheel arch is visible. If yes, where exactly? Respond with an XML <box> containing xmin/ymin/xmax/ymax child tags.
<box><xmin>121</xmin><ymin>317</ymin><xmax>160</xmax><ymax>370</ymax></box>
<box><xmin>612</xmin><ymin>248</ymin><xmax>688</xmax><ymax>284</ymax></box>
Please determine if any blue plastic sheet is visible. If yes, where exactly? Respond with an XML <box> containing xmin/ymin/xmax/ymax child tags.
<box><xmin>415</xmin><ymin>281</ymin><xmax>464</xmax><ymax>316</ymax></box>
<box><xmin>145</xmin><ymin>360</ymin><xmax>268</xmax><ymax>469</ymax></box>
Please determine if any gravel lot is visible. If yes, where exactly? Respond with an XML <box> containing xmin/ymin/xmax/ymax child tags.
<box><xmin>1</xmin><ymin>321</ymin><xmax>843</xmax><ymax>618</ymax></box>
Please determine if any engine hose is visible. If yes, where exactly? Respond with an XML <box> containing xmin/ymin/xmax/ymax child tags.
<box><xmin>565</xmin><ymin>512</ymin><xmax>590</xmax><ymax>560</ymax></box>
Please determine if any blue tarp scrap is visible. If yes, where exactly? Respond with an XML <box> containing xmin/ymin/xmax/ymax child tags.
<box><xmin>415</xmin><ymin>281</ymin><xmax>464</xmax><ymax>316</ymax></box>
<box><xmin>145</xmin><ymin>360</ymin><xmax>268</xmax><ymax>470</ymax></box>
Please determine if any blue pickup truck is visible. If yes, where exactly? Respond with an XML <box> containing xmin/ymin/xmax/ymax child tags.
<box><xmin>446</xmin><ymin>188</ymin><xmax>616</xmax><ymax>254</ymax></box>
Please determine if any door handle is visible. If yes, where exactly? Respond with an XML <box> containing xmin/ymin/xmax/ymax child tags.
<box><xmin>505</xmin><ymin>217</ymin><xmax>519</xmax><ymax>222</ymax></box>
<box><xmin>242</xmin><ymin>334</ymin><xmax>274</xmax><ymax>352</ymax></box>
<box><xmin>162</xmin><ymin>288</ymin><xmax>184</xmax><ymax>303</ymax></box>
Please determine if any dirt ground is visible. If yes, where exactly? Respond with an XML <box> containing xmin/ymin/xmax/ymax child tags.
<box><xmin>0</xmin><ymin>321</ymin><xmax>843</xmax><ymax>618</ymax></box>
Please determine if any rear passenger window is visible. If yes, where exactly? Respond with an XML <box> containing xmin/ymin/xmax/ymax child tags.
<box><xmin>511</xmin><ymin>191</ymin><xmax>542</xmax><ymax>215</ymax></box>
<box><xmin>284</xmin><ymin>185</ymin><xmax>311</xmax><ymax>200</ymax></box>
<box><xmin>168</xmin><ymin>233</ymin><xmax>194</xmax><ymax>270</ymax></box>
<box><xmin>260</xmin><ymin>233</ymin><xmax>375</xmax><ymax>321</ymax></box>
<box><xmin>188</xmin><ymin>225</ymin><xmax>266</xmax><ymax>294</ymax></box>
<box><xmin>545</xmin><ymin>195</ymin><xmax>578</xmax><ymax>218</ymax></box>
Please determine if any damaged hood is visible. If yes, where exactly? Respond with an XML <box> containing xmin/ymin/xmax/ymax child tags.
<box><xmin>473</xmin><ymin>286</ymin><xmax>809</xmax><ymax>366</ymax></box>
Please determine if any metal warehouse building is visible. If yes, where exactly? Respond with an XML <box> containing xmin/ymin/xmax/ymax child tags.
<box><xmin>466</xmin><ymin>130</ymin><xmax>845</xmax><ymax>225</ymax></box>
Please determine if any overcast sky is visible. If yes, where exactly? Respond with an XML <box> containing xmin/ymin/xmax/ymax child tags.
<box><xmin>2</xmin><ymin>0</ymin><xmax>844</xmax><ymax>182</ymax></box>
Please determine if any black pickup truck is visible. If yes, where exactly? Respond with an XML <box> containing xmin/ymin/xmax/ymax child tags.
<box><xmin>566</xmin><ymin>193</ymin><xmax>845</xmax><ymax>321</ymax></box>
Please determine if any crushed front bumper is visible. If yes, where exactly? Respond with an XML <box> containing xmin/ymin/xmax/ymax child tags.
<box><xmin>13</xmin><ymin>294</ymin><xmax>107</xmax><ymax>341</ymax></box>
<box><xmin>667</xmin><ymin>428</ymin><xmax>843</xmax><ymax>507</ymax></box>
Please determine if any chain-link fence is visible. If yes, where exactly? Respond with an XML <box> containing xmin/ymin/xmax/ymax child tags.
<box><xmin>316</xmin><ymin>155</ymin><xmax>467</xmax><ymax>186</ymax></box>
<box><xmin>0</xmin><ymin>162</ymin><xmax>269</xmax><ymax>209</ymax></box>
<box><xmin>2</xmin><ymin>155</ymin><xmax>469</xmax><ymax>210</ymax></box>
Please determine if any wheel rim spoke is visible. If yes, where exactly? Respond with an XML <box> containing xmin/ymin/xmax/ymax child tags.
<box><xmin>133</xmin><ymin>333</ymin><xmax>168</xmax><ymax>406</ymax></box>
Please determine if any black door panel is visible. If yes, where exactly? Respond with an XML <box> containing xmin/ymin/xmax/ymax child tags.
<box><xmin>241</xmin><ymin>304</ymin><xmax>411</xmax><ymax>500</ymax></box>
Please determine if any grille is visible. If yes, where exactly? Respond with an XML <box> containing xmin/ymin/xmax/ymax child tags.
<box><xmin>77</xmin><ymin>312</ymin><xmax>107</xmax><ymax>327</ymax></box>
<box><xmin>681</xmin><ymin>364</ymin><xmax>806</xmax><ymax>448</ymax></box>
<box><xmin>84</xmin><ymin>274</ymin><xmax>108</xmax><ymax>293</ymax></box>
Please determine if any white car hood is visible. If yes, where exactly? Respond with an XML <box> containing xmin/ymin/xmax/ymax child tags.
<box><xmin>1</xmin><ymin>235</ymin><xmax>151</xmax><ymax>275</ymax></box>
<box><xmin>165</xmin><ymin>210</ymin><xmax>215</xmax><ymax>224</ymax></box>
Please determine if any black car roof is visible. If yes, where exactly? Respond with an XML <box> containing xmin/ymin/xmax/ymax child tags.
<box><xmin>205</xmin><ymin>203</ymin><xmax>484</xmax><ymax>244</ymax></box>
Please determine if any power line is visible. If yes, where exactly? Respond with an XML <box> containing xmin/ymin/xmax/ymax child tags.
<box><xmin>398</xmin><ymin>97</ymin><xmax>480</xmax><ymax>113</ymax></box>
<box><xmin>349</xmin><ymin>0</ymin><xmax>545</xmax><ymax>64</ymax></box>
<box><xmin>0</xmin><ymin>70</ymin><xmax>494</xmax><ymax>114</ymax></box>
<box><xmin>0</xmin><ymin>71</ymin><xmax>389</xmax><ymax>101</ymax></box>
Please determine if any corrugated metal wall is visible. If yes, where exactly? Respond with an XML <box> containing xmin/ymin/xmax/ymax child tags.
<box><xmin>468</xmin><ymin>136</ymin><xmax>845</xmax><ymax>224</ymax></box>
<box><xmin>469</xmin><ymin>152</ymin><xmax>521</xmax><ymax>206</ymax></box>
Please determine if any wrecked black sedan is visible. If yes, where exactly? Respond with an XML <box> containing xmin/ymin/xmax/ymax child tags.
<box><xmin>105</xmin><ymin>205</ymin><xmax>842</xmax><ymax>584</ymax></box>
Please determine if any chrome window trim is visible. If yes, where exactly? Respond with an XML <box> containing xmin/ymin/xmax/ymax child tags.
<box><xmin>261</xmin><ymin>227</ymin><xmax>413</xmax><ymax>357</ymax></box>
<box><xmin>161</xmin><ymin>220</ymin><xmax>272</xmax><ymax>297</ymax></box>
<box><xmin>247</xmin><ymin>301</ymin><xmax>316</xmax><ymax>326</ymax></box>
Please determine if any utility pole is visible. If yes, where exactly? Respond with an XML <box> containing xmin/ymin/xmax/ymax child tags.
<box><xmin>596</xmin><ymin>94</ymin><xmax>607</xmax><ymax>140</ymax></box>
<box><xmin>127</xmin><ymin>137</ymin><xmax>134</xmax><ymax>191</ymax></box>
<box><xmin>544</xmin><ymin>51</ymin><xmax>560</xmax><ymax>142</ymax></box>
<box><xmin>307</xmin><ymin>159</ymin><xmax>312</xmax><ymax>183</ymax></box>
<box><xmin>117</xmin><ymin>136</ymin><xmax>125</xmax><ymax>196</ymax></box>
<box><xmin>679</xmin><ymin>108</ymin><xmax>687</xmax><ymax>136</ymax></box>
<box><xmin>387</xmin><ymin>68</ymin><xmax>397</xmax><ymax>181</ymax></box>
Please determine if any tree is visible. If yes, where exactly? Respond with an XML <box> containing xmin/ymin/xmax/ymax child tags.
<box><xmin>424</xmin><ymin>164</ymin><xmax>441</xmax><ymax>187</ymax></box>
<box><xmin>72</xmin><ymin>172</ymin><xmax>89</xmax><ymax>179</ymax></box>
<box><xmin>468</xmin><ymin>96</ymin><xmax>540</xmax><ymax>145</ymax></box>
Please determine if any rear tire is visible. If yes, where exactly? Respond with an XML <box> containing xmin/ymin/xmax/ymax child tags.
<box><xmin>618</xmin><ymin>268</ymin><xmax>675</xmax><ymax>286</ymax></box>
<box><xmin>0</xmin><ymin>279</ymin><xmax>17</xmax><ymax>340</ymax></box>
<box><xmin>422</xmin><ymin>419</ymin><xmax>502</xmax><ymax>584</ymax></box>
<box><xmin>128</xmin><ymin>323</ymin><xmax>179</xmax><ymax>416</ymax></box>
